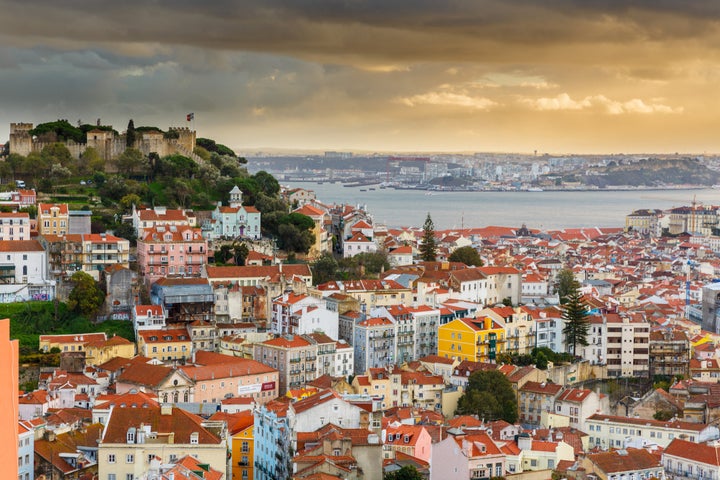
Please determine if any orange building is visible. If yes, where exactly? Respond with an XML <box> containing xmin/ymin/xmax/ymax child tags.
<box><xmin>1</xmin><ymin>318</ymin><xmax>19</xmax><ymax>479</ymax></box>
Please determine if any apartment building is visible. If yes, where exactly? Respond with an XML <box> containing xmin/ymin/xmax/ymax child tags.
<box><xmin>254</xmin><ymin>334</ymin><xmax>319</xmax><ymax>394</ymax></box>
<box><xmin>44</xmin><ymin>233</ymin><xmax>130</xmax><ymax>280</ymax></box>
<box><xmin>0</xmin><ymin>240</ymin><xmax>54</xmax><ymax>302</ymax></box>
<box><xmin>663</xmin><ymin>438</ymin><xmax>720</xmax><ymax>480</ymax></box>
<box><xmin>605</xmin><ymin>313</ymin><xmax>650</xmax><ymax>378</ymax></box>
<box><xmin>353</xmin><ymin>316</ymin><xmax>397</xmax><ymax>374</ymax></box>
<box><xmin>555</xmin><ymin>388</ymin><xmax>606</xmax><ymax>433</ymax></box>
<box><xmin>518</xmin><ymin>381</ymin><xmax>563</xmax><ymax>425</ymax></box>
<box><xmin>137</xmin><ymin>225</ymin><xmax>207</xmax><ymax>284</ymax></box>
<box><xmin>136</xmin><ymin>328</ymin><xmax>193</xmax><ymax>363</ymax></box>
<box><xmin>585</xmin><ymin>414</ymin><xmax>720</xmax><ymax>450</ymax></box>
<box><xmin>37</xmin><ymin>203</ymin><xmax>69</xmax><ymax>236</ymax></box>
<box><xmin>650</xmin><ymin>329</ymin><xmax>691</xmax><ymax>378</ymax></box>
<box><xmin>438</xmin><ymin>317</ymin><xmax>506</xmax><ymax>363</ymax></box>
<box><xmin>98</xmin><ymin>405</ymin><xmax>227</xmax><ymax>480</ymax></box>
<box><xmin>0</xmin><ymin>212</ymin><xmax>29</xmax><ymax>240</ymax></box>
<box><xmin>479</xmin><ymin>305</ymin><xmax>537</xmax><ymax>356</ymax></box>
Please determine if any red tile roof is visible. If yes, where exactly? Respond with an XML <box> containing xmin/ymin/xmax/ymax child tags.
<box><xmin>102</xmin><ymin>405</ymin><xmax>222</xmax><ymax>445</ymax></box>
<box><xmin>587</xmin><ymin>448</ymin><xmax>661</xmax><ymax>474</ymax></box>
<box><xmin>664</xmin><ymin>438</ymin><xmax>720</xmax><ymax>466</ymax></box>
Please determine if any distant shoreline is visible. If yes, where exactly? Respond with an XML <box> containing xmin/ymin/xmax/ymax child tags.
<box><xmin>283</xmin><ymin>179</ymin><xmax>709</xmax><ymax>193</ymax></box>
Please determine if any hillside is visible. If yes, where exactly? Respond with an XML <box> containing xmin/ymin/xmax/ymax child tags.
<box><xmin>583</xmin><ymin>158</ymin><xmax>720</xmax><ymax>187</ymax></box>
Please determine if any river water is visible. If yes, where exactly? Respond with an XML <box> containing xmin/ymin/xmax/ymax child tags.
<box><xmin>285</xmin><ymin>183</ymin><xmax>720</xmax><ymax>230</ymax></box>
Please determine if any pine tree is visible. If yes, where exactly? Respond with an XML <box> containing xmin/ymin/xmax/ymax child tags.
<box><xmin>419</xmin><ymin>213</ymin><xmax>437</xmax><ymax>261</ymax></box>
<box><xmin>126</xmin><ymin>119</ymin><xmax>136</xmax><ymax>148</ymax></box>
<box><xmin>561</xmin><ymin>282</ymin><xmax>590</xmax><ymax>356</ymax></box>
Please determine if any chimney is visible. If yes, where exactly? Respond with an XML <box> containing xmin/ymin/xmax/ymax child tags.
<box><xmin>518</xmin><ymin>433</ymin><xmax>533</xmax><ymax>451</ymax></box>
<box><xmin>161</xmin><ymin>405</ymin><xmax>173</xmax><ymax>416</ymax></box>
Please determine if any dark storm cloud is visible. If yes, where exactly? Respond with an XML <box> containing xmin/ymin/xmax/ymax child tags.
<box><xmin>2</xmin><ymin>0</ymin><xmax>719</xmax><ymax>64</ymax></box>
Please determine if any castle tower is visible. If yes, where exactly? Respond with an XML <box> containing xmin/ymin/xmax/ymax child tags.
<box><xmin>85</xmin><ymin>129</ymin><xmax>115</xmax><ymax>161</ymax></box>
<box><xmin>8</xmin><ymin>123</ymin><xmax>33</xmax><ymax>156</ymax></box>
<box><xmin>168</xmin><ymin>126</ymin><xmax>196</xmax><ymax>153</ymax></box>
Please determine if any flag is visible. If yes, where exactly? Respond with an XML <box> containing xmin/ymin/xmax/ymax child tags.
<box><xmin>186</xmin><ymin>112</ymin><xmax>194</xmax><ymax>122</ymax></box>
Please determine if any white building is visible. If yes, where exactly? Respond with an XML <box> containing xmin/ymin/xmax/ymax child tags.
<box><xmin>343</xmin><ymin>232</ymin><xmax>377</xmax><ymax>258</ymax></box>
<box><xmin>132</xmin><ymin>305</ymin><xmax>167</xmax><ymax>337</ymax></box>
<box><xmin>288</xmin><ymin>389</ymin><xmax>367</xmax><ymax>435</ymax></box>
<box><xmin>534</xmin><ymin>310</ymin><xmax>565</xmax><ymax>353</ymax></box>
<box><xmin>663</xmin><ymin>438</ymin><xmax>720</xmax><ymax>480</ymax></box>
<box><xmin>554</xmin><ymin>388</ymin><xmax>606</xmax><ymax>434</ymax></box>
<box><xmin>272</xmin><ymin>292</ymin><xmax>339</xmax><ymax>339</ymax></box>
<box><xmin>0</xmin><ymin>240</ymin><xmax>55</xmax><ymax>302</ymax></box>
<box><xmin>586</xmin><ymin>414</ymin><xmax>719</xmax><ymax>450</ymax></box>
<box><xmin>334</xmin><ymin>340</ymin><xmax>354</xmax><ymax>378</ymax></box>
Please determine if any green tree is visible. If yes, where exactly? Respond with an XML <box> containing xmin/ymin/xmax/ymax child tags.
<box><xmin>115</xmin><ymin>148</ymin><xmax>147</xmax><ymax>177</ymax></box>
<box><xmin>561</xmin><ymin>283</ymin><xmax>590</xmax><ymax>356</ymax></box>
<box><xmin>419</xmin><ymin>213</ymin><xmax>437</xmax><ymax>262</ymax></box>
<box><xmin>535</xmin><ymin>351</ymin><xmax>549</xmax><ymax>370</ymax></box>
<box><xmin>78</xmin><ymin>147</ymin><xmax>104</xmax><ymax>174</ymax></box>
<box><xmin>41</xmin><ymin>142</ymin><xmax>74</xmax><ymax>169</ymax></box>
<box><xmin>254</xmin><ymin>170</ymin><xmax>280</xmax><ymax>197</ymax></box>
<box><xmin>456</xmin><ymin>369</ymin><xmax>518</xmax><ymax>423</ymax></box>
<box><xmin>313</xmin><ymin>253</ymin><xmax>339</xmax><ymax>284</ymax></box>
<box><xmin>354</xmin><ymin>251</ymin><xmax>390</xmax><ymax>276</ymax></box>
<box><xmin>126</xmin><ymin>119</ymin><xmax>136</xmax><ymax>148</ymax></box>
<box><xmin>119</xmin><ymin>194</ymin><xmax>142</xmax><ymax>212</ymax></box>
<box><xmin>556</xmin><ymin>269</ymin><xmax>578</xmax><ymax>304</ymax></box>
<box><xmin>276</xmin><ymin>223</ymin><xmax>314</xmax><ymax>254</ymax></box>
<box><xmin>384</xmin><ymin>465</ymin><xmax>424</xmax><ymax>480</ymax></box>
<box><xmin>112</xmin><ymin>222</ymin><xmax>137</xmax><ymax>246</ymax></box>
<box><xmin>6</xmin><ymin>153</ymin><xmax>25</xmax><ymax>179</ymax></box>
<box><xmin>232</xmin><ymin>242</ymin><xmax>250</xmax><ymax>265</ymax></box>
<box><xmin>448</xmin><ymin>245</ymin><xmax>483</xmax><ymax>266</ymax></box>
<box><xmin>67</xmin><ymin>271</ymin><xmax>105</xmax><ymax>318</ymax></box>
<box><xmin>215</xmin><ymin>245</ymin><xmax>233</xmax><ymax>264</ymax></box>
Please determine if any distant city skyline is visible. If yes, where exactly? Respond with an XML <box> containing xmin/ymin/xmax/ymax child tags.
<box><xmin>2</xmin><ymin>1</ymin><xmax>720</xmax><ymax>154</ymax></box>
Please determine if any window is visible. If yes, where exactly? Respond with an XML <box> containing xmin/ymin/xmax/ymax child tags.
<box><xmin>108</xmin><ymin>454</ymin><xmax>116</xmax><ymax>464</ymax></box>
<box><xmin>126</xmin><ymin>475</ymin><xmax>134</xmax><ymax>480</ymax></box>
<box><xmin>126</xmin><ymin>454</ymin><xmax>134</xmax><ymax>463</ymax></box>
<box><xmin>108</xmin><ymin>475</ymin><xmax>116</xmax><ymax>480</ymax></box>
<box><xmin>242</xmin><ymin>441</ymin><xmax>249</xmax><ymax>452</ymax></box>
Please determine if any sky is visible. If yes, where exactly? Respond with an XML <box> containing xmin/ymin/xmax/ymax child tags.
<box><xmin>1</xmin><ymin>1</ymin><xmax>720</xmax><ymax>154</ymax></box>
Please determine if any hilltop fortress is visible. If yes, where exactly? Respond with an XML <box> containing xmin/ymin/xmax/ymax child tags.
<box><xmin>9</xmin><ymin>122</ymin><xmax>197</xmax><ymax>161</ymax></box>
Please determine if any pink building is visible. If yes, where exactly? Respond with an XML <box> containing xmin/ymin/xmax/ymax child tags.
<box><xmin>0</xmin><ymin>212</ymin><xmax>30</xmax><ymax>241</ymax></box>
<box><xmin>384</xmin><ymin>424</ymin><xmax>432</xmax><ymax>463</ymax></box>
<box><xmin>180</xmin><ymin>358</ymin><xmax>279</xmax><ymax>405</ymax></box>
<box><xmin>137</xmin><ymin>225</ymin><xmax>208</xmax><ymax>284</ymax></box>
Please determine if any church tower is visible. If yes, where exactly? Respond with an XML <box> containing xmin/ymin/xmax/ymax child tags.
<box><xmin>228</xmin><ymin>185</ymin><xmax>243</xmax><ymax>208</ymax></box>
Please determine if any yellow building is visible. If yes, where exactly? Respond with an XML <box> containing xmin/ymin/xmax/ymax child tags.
<box><xmin>38</xmin><ymin>203</ymin><xmax>70</xmax><ymax>236</ymax></box>
<box><xmin>83</xmin><ymin>335</ymin><xmax>136</xmax><ymax>366</ymax></box>
<box><xmin>39</xmin><ymin>332</ymin><xmax>107</xmax><ymax>353</ymax></box>
<box><xmin>136</xmin><ymin>328</ymin><xmax>193</xmax><ymax>363</ymax></box>
<box><xmin>438</xmin><ymin>317</ymin><xmax>506</xmax><ymax>363</ymax></box>
<box><xmin>210</xmin><ymin>410</ymin><xmax>255</xmax><ymax>480</ymax></box>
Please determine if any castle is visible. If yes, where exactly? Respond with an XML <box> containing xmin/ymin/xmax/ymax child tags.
<box><xmin>8</xmin><ymin>122</ymin><xmax>197</xmax><ymax>163</ymax></box>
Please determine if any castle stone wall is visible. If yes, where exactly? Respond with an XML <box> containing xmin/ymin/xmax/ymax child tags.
<box><xmin>8</xmin><ymin>123</ymin><xmax>198</xmax><ymax>164</ymax></box>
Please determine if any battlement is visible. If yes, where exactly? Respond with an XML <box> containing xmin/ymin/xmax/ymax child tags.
<box><xmin>8</xmin><ymin>121</ymin><xmax>197</xmax><ymax>165</ymax></box>
<box><xmin>10</xmin><ymin>123</ymin><xmax>33</xmax><ymax>133</ymax></box>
